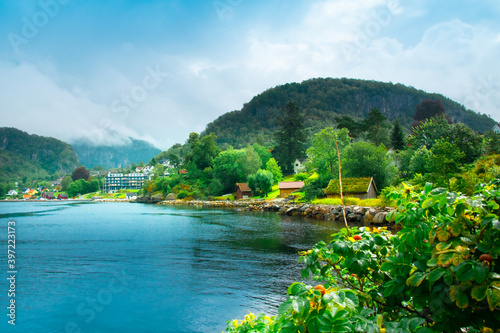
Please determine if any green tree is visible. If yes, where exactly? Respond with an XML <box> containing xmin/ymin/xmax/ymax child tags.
<box><xmin>390</xmin><ymin>118</ymin><xmax>405</xmax><ymax>150</ymax></box>
<box><xmin>239</xmin><ymin>146</ymin><xmax>261</xmax><ymax>178</ymax></box>
<box><xmin>89</xmin><ymin>179</ymin><xmax>101</xmax><ymax>192</ymax></box>
<box><xmin>153</xmin><ymin>163</ymin><xmax>165</xmax><ymax>179</ymax></box>
<box><xmin>342</xmin><ymin>141</ymin><xmax>398</xmax><ymax>191</ymax></box>
<box><xmin>409</xmin><ymin>146</ymin><xmax>431</xmax><ymax>175</ymax></box>
<box><xmin>363</xmin><ymin>108</ymin><xmax>390</xmax><ymax>146</ymax></box>
<box><xmin>485</xmin><ymin>131</ymin><xmax>500</xmax><ymax>154</ymax></box>
<box><xmin>0</xmin><ymin>183</ymin><xmax>6</xmax><ymax>198</ymax></box>
<box><xmin>449</xmin><ymin>123</ymin><xmax>484</xmax><ymax>164</ymax></box>
<box><xmin>167</xmin><ymin>153</ymin><xmax>181</xmax><ymax>168</ymax></box>
<box><xmin>248</xmin><ymin>169</ymin><xmax>274</xmax><ymax>197</ymax></box>
<box><xmin>194</xmin><ymin>133</ymin><xmax>221</xmax><ymax>170</ymax></box>
<box><xmin>335</xmin><ymin>115</ymin><xmax>363</xmax><ymax>138</ymax></box>
<box><xmin>213</xmin><ymin>148</ymin><xmax>246</xmax><ymax>194</ymax></box>
<box><xmin>67</xmin><ymin>179</ymin><xmax>92</xmax><ymax>197</ymax></box>
<box><xmin>306</xmin><ymin>127</ymin><xmax>350</xmax><ymax>177</ymax></box>
<box><xmin>274</xmin><ymin>102</ymin><xmax>307</xmax><ymax>174</ymax></box>
<box><xmin>426</xmin><ymin>138</ymin><xmax>465</xmax><ymax>190</ymax></box>
<box><xmin>61</xmin><ymin>175</ymin><xmax>73</xmax><ymax>191</ymax></box>
<box><xmin>265</xmin><ymin>158</ymin><xmax>283</xmax><ymax>184</ymax></box>
<box><xmin>252</xmin><ymin>143</ymin><xmax>272</xmax><ymax>169</ymax></box>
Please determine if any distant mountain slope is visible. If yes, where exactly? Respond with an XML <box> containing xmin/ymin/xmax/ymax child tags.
<box><xmin>0</xmin><ymin>127</ymin><xmax>80</xmax><ymax>182</ymax></box>
<box><xmin>72</xmin><ymin>138</ymin><xmax>162</xmax><ymax>169</ymax></box>
<box><xmin>202</xmin><ymin>78</ymin><xmax>496</xmax><ymax>147</ymax></box>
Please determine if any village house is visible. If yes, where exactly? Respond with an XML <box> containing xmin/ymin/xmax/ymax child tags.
<box><xmin>7</xmin><ymin>190</ymin><xmax>18</xmax><ymax>196</ymax></box>
<box><xmin>41</xmin><ymin>192</ymin><xmax>56</xmax><ymax>200</ymax></box>
<box><xmin>324</xmin><ymin>177</ymin><xmax>377</xmax><ymax>199</ymax></box>
<box><xmin>279</xmin><ymin>181</ymin><xmax>304</xmax><ymax>198</ymax></box>
<box><xmin>235</xmin><ymin>183</ymin><xmax>252</xmax><ymax>200</ymax></box>
<box><xmin>492</xmin><ymin>123</ymin><xmax>500</xmax><ymax>133</ymax></box>
<box><xmin>293</xmin><ymin>159</ymin><xmax>307</xmax><ymax>174</ymax></box>
<box><xmin>58</xmin><ymin>193</ymin><xmax>69</xmax><ymax>200</ymax></box>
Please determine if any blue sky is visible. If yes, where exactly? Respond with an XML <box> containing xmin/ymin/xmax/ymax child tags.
<box><xmin>0</xmin><ymin>0</ymin><xmax>499</xmax><ymax>149</ymax></box>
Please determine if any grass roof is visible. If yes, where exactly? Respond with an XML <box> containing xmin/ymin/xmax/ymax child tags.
<box><xmin>325</xmin><ymin>177</ymin><xmax>373</xmax><ymax>194</ymax></box>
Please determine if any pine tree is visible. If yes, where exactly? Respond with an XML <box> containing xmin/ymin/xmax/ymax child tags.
<box><xmin>363</xmin><ymin>108</ymin><xmax>390</xmax><ymax>146</ymax></box>
<box><xmin>274</xmin><ymin>102</ymin><xmax>307</xmax><ymax>174</ymax></box>
<box><xmin>391</xmin><ymin>118</ymin><xmax>405</xmax><ymax>150</ymax></box>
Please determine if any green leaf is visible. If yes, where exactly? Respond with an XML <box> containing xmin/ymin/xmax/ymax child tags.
<box><xmin>407</xmin><ymin>272</ymin><xmax>427</xmax><ymax>287</ymax></box>
<box><xmin>427</xmin><ymin>258</ymin><xmax>438</xmax><ymax>267</ymax></box>
<box><xmin>422</xmin><ymin>198</ymin><xmax>433</xmax><ymax>209</ymax></box>
<box><xmin>424</xmin><ymin>182</ymin><xmax>433</xmax><ymax>195</ymax></box>
<box><xmin>435</xmin><ymin>242</ymin><xmax>452</xmax><ymax>252</ymax></box>
<box><xmin>474</xmin><ymin>265</ymin><xmax>488</xmax><ymax>284</ymax></box>
<box><xmin>455</xmin><ymin>262</ymin><xmax>474</xmax><ymax>282</ymax></box>
<box><xmin>430</xmin><ymin>188</ymin><xmax>447</xmax><ymax>196</ymax></box>
<box><xmin>428</xmin><ymin>269</ymin><xmax>445</xmax><ymax>285</ymax></box>
<box><xmin>443</xmin><ymin>270</ymin><xmax>453</xmax><ymax>286</ymax></box>
<box><xmin>287</xmin><ymin>282</ymin><xmax>306</xmax><ymax>295</ymax></box>
<box><xmin>487</xmin><ymin>282</ymin><xmax>500</xmax><ymax>311</ymax></box>
<box><xmin>471</xmin><ymin>284</ymin><xmax>488</xmax><ymax>301</ymax></box>
<box><xmin>456</xmin><ymin>292</ymin><xmax>469</xmax><ymax>309</ymax></box>
<box><xmin>384</xmin><ymin>281</ymin><xmax>395</xmax><ymax>297</ymax></box>
<box><xmin>409</xmin><ymin>317</ymin><xmax>426</xmax><ymax>331</ymax></box>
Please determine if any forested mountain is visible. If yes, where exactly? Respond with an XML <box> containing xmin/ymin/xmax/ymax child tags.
<box><xmin>202</xmin><ymin>78</ymin><xmax>496</xmax><ymax>147</ymax></box>
<box><xmin>72</xmin><ymin>138</ymin><xmax>162</xmax><ymax>169</ymax></box>
<box><xmin>0</xmin><ymin>127</ymin><xmax>80</xmax><ymax>182</ymax></box>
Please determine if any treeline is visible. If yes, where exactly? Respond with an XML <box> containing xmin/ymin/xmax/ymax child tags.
<box><xmin>143</xmin><ymin>99</ymin><xmax>500</xmax><ymax>200</ymax></box>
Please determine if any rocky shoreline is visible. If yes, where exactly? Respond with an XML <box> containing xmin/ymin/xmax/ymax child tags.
<box><xmin>146</xmin><ymin>198</ymin><xmax>394</xmax><ymax>225</ymax></box>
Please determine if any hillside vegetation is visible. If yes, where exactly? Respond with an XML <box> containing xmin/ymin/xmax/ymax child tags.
<box><xmin>202</xmin><ymin>78</ymin><xmax>495</xmax><ymax>147</ymax></box>
<box><xmin>0</xmin><ymin>127</ymin><xmax>80</xmax><ymax>182</ymax></box>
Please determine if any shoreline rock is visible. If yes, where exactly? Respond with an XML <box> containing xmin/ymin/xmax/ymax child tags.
<box><xmin>149</xmin><ymin>198</ymin><xmax>394</xmax><ymax>226</ymax></box>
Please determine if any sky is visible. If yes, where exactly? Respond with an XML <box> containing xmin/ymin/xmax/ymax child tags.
<box><xmin>0</xmin><ymin>0</ymin><xmax>499</xmax><ymax>150</ymax></box>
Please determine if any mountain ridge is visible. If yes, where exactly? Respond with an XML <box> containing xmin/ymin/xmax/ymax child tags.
<box><xmin>202</xmin><ymin>78</ymin><xmax>496</xmax><ymax>147</ymax></box>
<box><xmin>0</xmin><ymin>127</ymin><xmax>81</xmax><ymax>183</ymax></box>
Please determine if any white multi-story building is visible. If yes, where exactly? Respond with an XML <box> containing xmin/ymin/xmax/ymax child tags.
<box><xmin>103</xmin><ymin>173</ymin><xmax>149</xmax><ymax>192</ymax></box>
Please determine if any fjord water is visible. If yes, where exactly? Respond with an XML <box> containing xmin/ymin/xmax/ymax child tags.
<box><xmin>0</xmin><ymin>201</ymin><xmax>340</xmax><ymax>333</ymax></box>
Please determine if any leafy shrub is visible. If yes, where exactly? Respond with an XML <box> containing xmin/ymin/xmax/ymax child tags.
<box><xmin>293</xmin><ymin>172</ymin><xmax>309</xmax><ymax>181</ymax></box>
<box><xmin>344</xmin><ymin>197</ymin><xmax>361</xmax><ymax>206</ymax></box>
<box><xmin>225</xmin><ymin>179</ymin><xmax>500</xmax><ymax>332</ymax></box>
<box><xmin>177</xmin><ymin>191</ymin><xmax>188</xmax><ymax>199</ymax></box>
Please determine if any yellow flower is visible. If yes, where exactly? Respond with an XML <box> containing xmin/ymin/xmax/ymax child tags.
<box><xmin>231</xmin><ymin>319</ymin><xmax>239</xmax><ymax>328</ymax></box>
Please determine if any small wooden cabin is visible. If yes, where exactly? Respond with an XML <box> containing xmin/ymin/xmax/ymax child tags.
<box><xmin>278</xmin><ymin>181</ymin><xmax>304</xmax><ymax>198</ymax></box>
<box><xmin>42</xmin><ymin>192</ymin><xmax>56</xmax><ymax>200</ymax></box>
<box><xmin>324</xmin><ymin>177</ymin><xmax>377</xmax><ymax>199</ymax></box>
<box><xmin>57</xmin><ymin>193</ymin><xmax>69</xmax><ymax>200</ymax></box>
<box><xmin>235</xmin><ymin>183</ymin><xmax>252</xmax><ymax>200</ymax></box>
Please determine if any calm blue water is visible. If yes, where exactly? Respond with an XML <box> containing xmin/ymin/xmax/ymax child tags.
<box><xmin>0</xmin><ymin>201</ymin><xmax>341</xmax><ymax>333</ymax></box>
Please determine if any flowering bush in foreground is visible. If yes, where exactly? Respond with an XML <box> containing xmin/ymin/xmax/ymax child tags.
<box><xmin>225</xmin><ymin>179</ymin><xmax>500</xmax><ymax>332</ymax></box>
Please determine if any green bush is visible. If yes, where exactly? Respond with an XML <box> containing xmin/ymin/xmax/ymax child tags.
<box><xmin>177</xmin><ymin>191</ymin><xmax>188</xmax><ymax>199</ymax></box>
<box><xmin>225</xmin><ymin>179</ymin><xmax>500</xmax><ymax>332</ymax></box>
